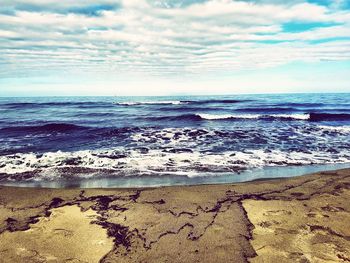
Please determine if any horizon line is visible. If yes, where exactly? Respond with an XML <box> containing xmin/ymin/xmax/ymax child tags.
<box><xmin>1</xmin><ymin>91</ymin><xmax>350</xmax><ymax>98</ymax></box>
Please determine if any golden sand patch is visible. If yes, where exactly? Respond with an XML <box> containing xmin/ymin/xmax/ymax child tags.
<box><xmin>243</xmin><ymin>191</ymin><xmax>350</xmax><ymax>263</ymax></box>
<box><xmin>0</xmin><ymin>205</ymin><xmax>114</xmax><ymax>263</ymax></box>
<box><xmin>0</xmin><ymin>169</ymin><xmax>350</xmax><ymax>262</ymax></box>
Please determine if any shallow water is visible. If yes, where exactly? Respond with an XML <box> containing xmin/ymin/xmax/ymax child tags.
<box><xmin>1</xmin><ymin>163</ymin><xmax>349</xmax><ymax>188</ymax></box>
<box><xmin>0</xmin><ymin>93</ymin><xmax>350</xmax><ymax>187</ymax></box>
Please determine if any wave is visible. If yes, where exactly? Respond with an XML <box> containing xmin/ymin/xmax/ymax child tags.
<box><xmin>147</xmin><ymin>113</ymin><xmax>350</xmax><ymax>122</ymax></box>
<box><xmin>0</xmin><ymin>123</ymin><xmax>88</xmax><ymax>133</ymax></box>
<box><xmin>2</xmin><ymin>102</ymin><xmax>107</xmax><ymax>108</ymax></box>
<box><xmin>114</xmin><ymin>101</ymin><xmax>185</xmax><ymax>106</ymax></box>
<box><xmin>115</xmin><ymin>99</ymin><xmax>251</xmax><ymax>106</ymax></box>
<box><xmin>180</xmin><ymin>99</ymin><xmax>251</xmax><ymax>105</ymax></box>
<box><xmin>199</xmin><ymin>113</ymin><xmax>350</xmax><ymax>121</ymax></box>
<box><xmin>158</xmin><ymin>106</ymin><xmax>221</xmax><ymax>112</ymax></box>
<box><xmin>197</xmin><ymin>113</ymin><xmax>260</xmax><ymax>120</ymax></box>
<box><xmin>270</xmin><ymin>102</ymin><xmax>324</xmax><ymax>108</ymax></box>
<box><xmin>309</xmin><ymin>113</ymin><xmax>350</xmax><ymax>121</ymax></box>
<box><xmin>235</xmin><ymin>107</ymin><xmax>298</xmax><ymax>113</ymax></box>
<box><xmin>237</xmin><ymin>107</ymin><xmax>350</xmax><ymax>114</ymax></box>
<box><xmin>198</xmin><ymin>113</ymin><xmax>311</xmax><ymax>120</ymax></box>
<box><xmin>1</xmin><ymin>147</ymin><xmax>349</xmax><ymax>180</ymax></box>
<box><xmin>145</xmin><ymin>114</ymin><xmax>202</xmax><ymax>122</ymax></box>
<box><xmin>147</xmin><ymin>113</ymin><xmax>310</xmax><ymax>121</ymax></box>
<box><xmin>1</xmin><ymin>122</ymin><xmax>350</xmax><ymax>180</ymax></box>
<box><xmin>267</xmin><ymin>114</ymin><xmax>311</xmax><ymax>120</ymax></box>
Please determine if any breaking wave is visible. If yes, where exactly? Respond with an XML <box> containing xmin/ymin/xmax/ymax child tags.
<box><xmin>115</xmin><ymin>99</ymin><xmax>251</xmax><ymax>106</ymax></box>
<box><xmin>146</xmin><ymin>113</ymin><xmax>350</xmax><ymax>121</ymax></box>
<box><xmin>1</xmin><ymin>148</ymin><xmax>349</xmax><ymax>181</ymax></box>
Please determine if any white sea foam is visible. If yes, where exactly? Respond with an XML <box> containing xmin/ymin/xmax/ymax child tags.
<box><xmin>271</xmin><ymin>114</ymin><xmax>310</xmax><ymax>120</ymax></box>
<box><xmin>196</xmin><ymin>113</ymin><xmax>310</xmax><ymax>120</ymax></box>
<box><xmin>1</xmin><ymin>125</ymin><xmax>349</xmax><ymax>181</ymax></box>
<box><xmin>197</xmin><ymin>113</ymin><xmax>260</xmax><ymax>120</ymax></box>
<box><xmin>1</xmin><ymin>147</ymin><xmax>349</xmax><ymax>180</ymax></box>
<box><xmin>130</xmin><ymin>127</ymin><xmax>214</xmax><ymax>148</ymax></box>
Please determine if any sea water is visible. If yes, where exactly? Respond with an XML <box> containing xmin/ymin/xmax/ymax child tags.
<box><xmin>0</xmin><ymin>93</ymin><xmax>349</xmax><ymax>187</ymax></box>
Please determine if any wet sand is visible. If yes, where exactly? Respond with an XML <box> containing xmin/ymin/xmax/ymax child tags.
<box><xmin>0</xmin><ymin>168</ymin><xmax>349</xmax><ymax>262</ymax></box>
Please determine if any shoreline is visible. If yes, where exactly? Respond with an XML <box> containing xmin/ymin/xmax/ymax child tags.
<box><xmin>0</xmin><ymin>168</ymin><xmax>349</xmax><ymax>262</ymax></box>
<box><xmin>2</xmin><ymin>162</ymin><xmax>350</xmax><ymax>189</ymax></box>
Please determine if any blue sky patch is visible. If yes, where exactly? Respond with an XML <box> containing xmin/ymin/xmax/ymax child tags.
<box><xmin>283</xmin><ymin>21</ymin><xmax>341</xmax><ymax>33</ymax></box>
<box><xmin>67</xmin><ymin>4</ymin><xmax>120</xmax><ymax>16</ymax></box>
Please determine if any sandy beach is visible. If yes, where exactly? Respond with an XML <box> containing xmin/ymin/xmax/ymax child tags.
<box><xmin>2</xmin><ymin>0</ymin><xmax>350</xmax><ymax>262</ymax></box>
<box><xmin>0</xmin><ymin>168</ymin><xmax>349</xmax><ymax>262</ymax></box>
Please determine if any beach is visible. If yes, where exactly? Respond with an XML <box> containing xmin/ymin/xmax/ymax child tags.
<box><xmin>0</xmin><ymin>168</ymin><xmax>349</xmax><ymax>262</ymax></box>
<box><xmin>2</xmin><ymin>0</ymin><xmax>350</xmax><ymax>261</ymax></box>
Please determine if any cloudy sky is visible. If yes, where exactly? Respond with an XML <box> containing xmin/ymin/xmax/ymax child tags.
<box><xmin>1</xmin><ymin>0</ymin><xmax>350</xmax><ymax>96</ymax></box>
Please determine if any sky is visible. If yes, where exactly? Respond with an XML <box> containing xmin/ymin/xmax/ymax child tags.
<box><xmin>0</xmin><ymin>0</ymin><xmax>350</xmax><ymax>96</ymax></box>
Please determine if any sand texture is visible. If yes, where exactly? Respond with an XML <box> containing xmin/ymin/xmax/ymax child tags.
<box><xmin>0</xmin><ymin>168</ymin><xmax>349</xmax><ymax>262</ymax></box>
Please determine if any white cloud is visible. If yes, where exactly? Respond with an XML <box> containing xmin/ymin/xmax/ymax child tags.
<box><xmin>0</xmin><ymin>0</ymin><xmax>349</xmax><ymax>89</ymax></box>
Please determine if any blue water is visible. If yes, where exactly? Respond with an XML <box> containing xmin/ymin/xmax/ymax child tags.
<box><xmin>0</xmin><ymin>93</ymin><xmax>349</xmax><ymax>187</ymax></box>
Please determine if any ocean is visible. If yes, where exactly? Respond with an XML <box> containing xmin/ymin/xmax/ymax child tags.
<box><xmin>1</xmin><ymin>93</ymin><xmax>350</xmax><ymax>188</ymax></box>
